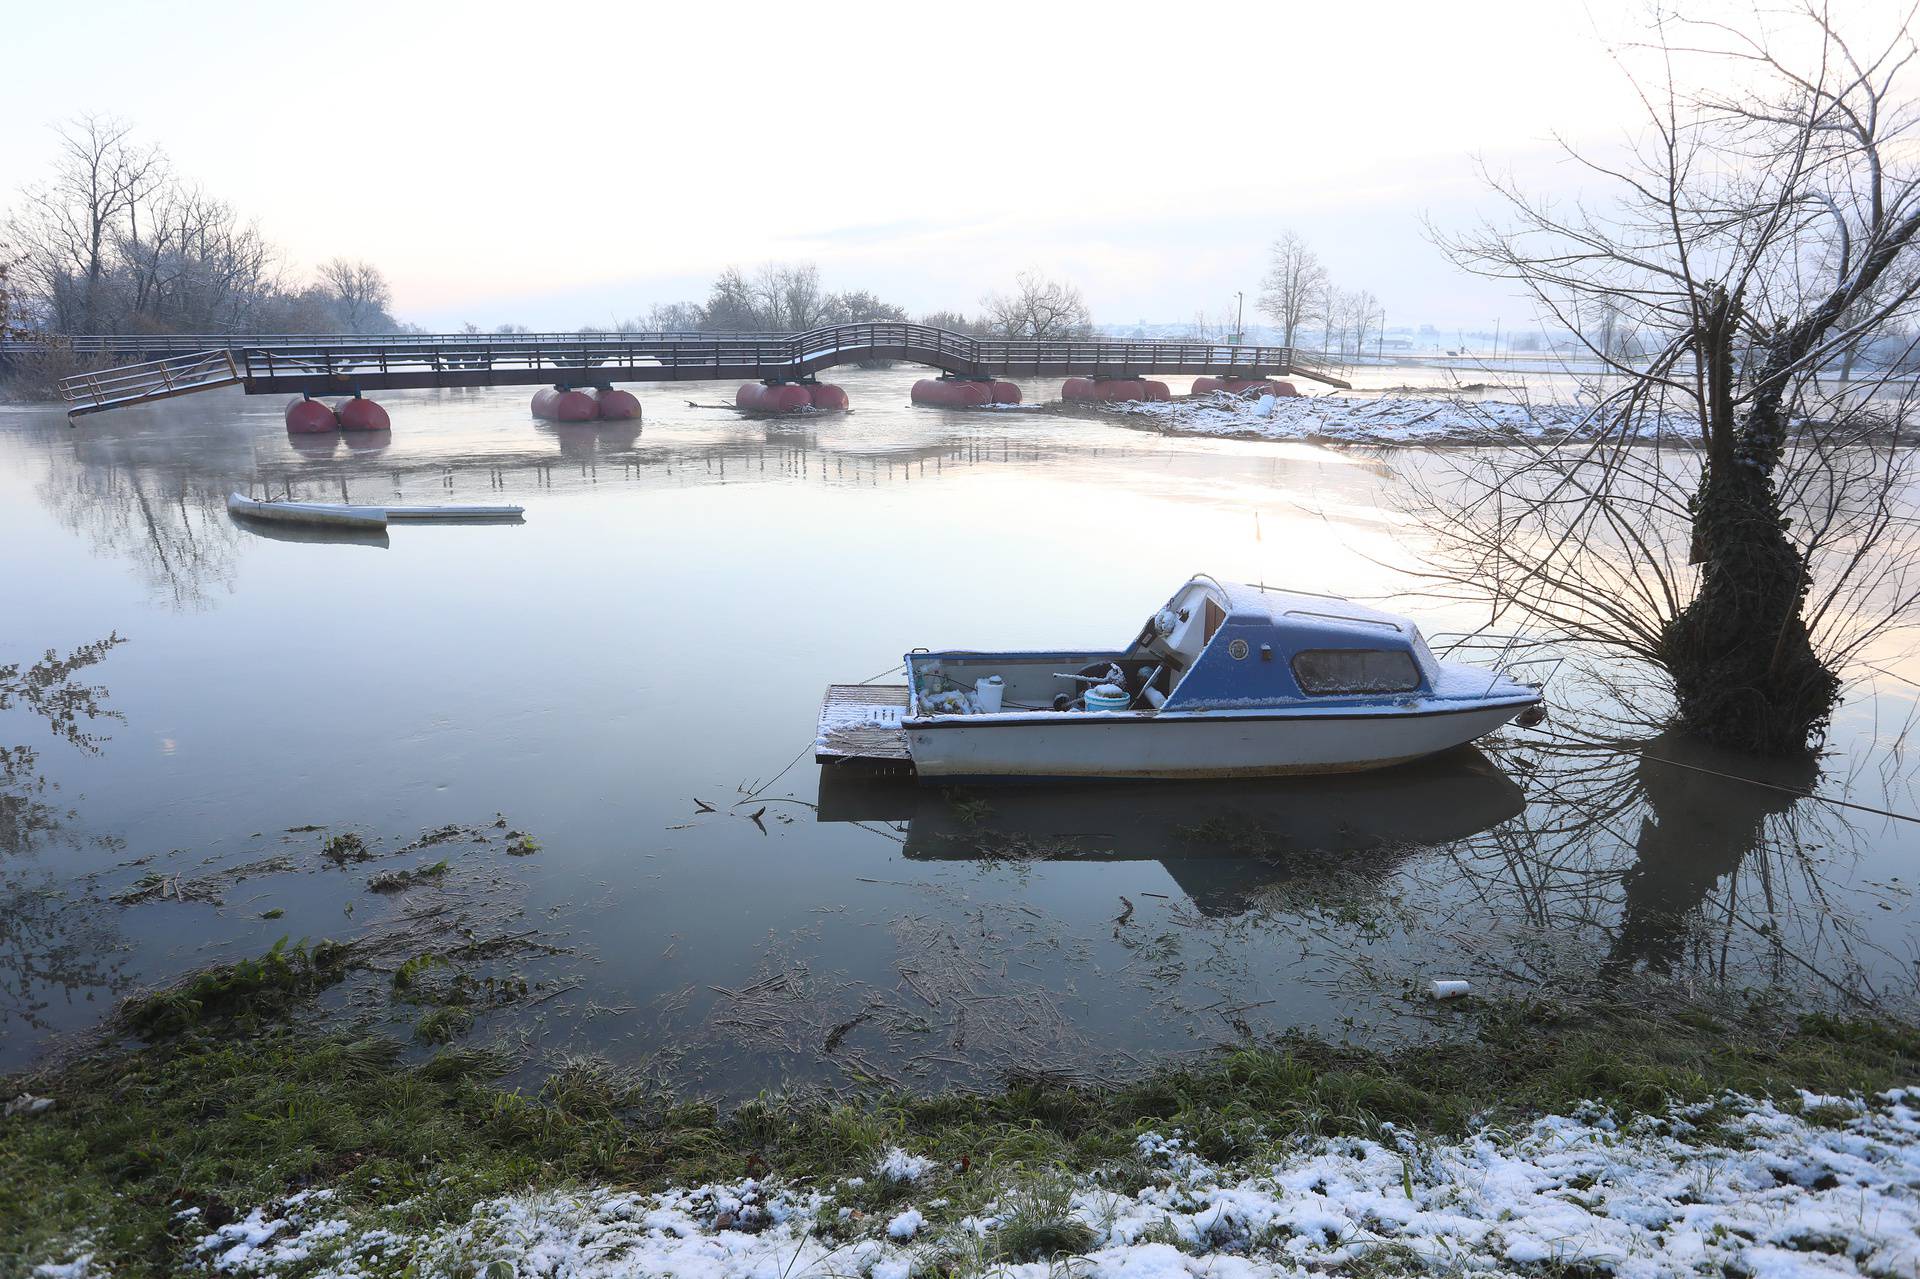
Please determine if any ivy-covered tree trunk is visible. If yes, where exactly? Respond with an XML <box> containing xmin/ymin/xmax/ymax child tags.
<box><xmin>1656</xmin><ymin>288</ymin><xmax>1839</xmax><ymax>755</ymax></box>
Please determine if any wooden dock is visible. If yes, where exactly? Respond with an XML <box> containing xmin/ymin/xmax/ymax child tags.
<box><xmin>815</xmin><ymin>684</ymin><xmax>913</xmax><ymax>766</ymax></box>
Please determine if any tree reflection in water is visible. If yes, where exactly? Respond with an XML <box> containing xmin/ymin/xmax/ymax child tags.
<box><xmin>1434</xmin><ymin>733</ymin><xmax>1913</xmax><ymax>1013</ymax></box>
<box><xmin>819</xmin><ymin>729</ymin><xmax>1915</xmax><ymax>1022</ymax></box>
<box><xmin>0</xmin><ymin>636</ymin><xmax>129</xmax><ymax>1033</ymax></box>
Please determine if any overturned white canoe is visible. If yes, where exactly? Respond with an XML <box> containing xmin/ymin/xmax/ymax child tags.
<box><xmin>227</xmin><ymin>492</ymin><xmax>386</xmax><ymax>530</ymax></box>
<box><xmin>226</xmin><ymin>492</ymin><xmax>525</xmax><ymax>530</ymax></box>
<box><xmin>383</xmin><ymin>503</ymin><xmax>525</xmax><ymax>522</ymax></box>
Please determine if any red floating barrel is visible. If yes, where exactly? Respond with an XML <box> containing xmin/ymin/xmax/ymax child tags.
<box><xmin>285</xmin><ymin>395</ymin><xmax>338</xmax><ymax>433</ymax></box>
<box><xmin>336</xmin><ymin>395</ymin><xmax>391</xmax><ymax>431</ymax></box>
<box><xmin>1064</xmin><ymin>378</ymin><xmax>1168</xmax><ymax>403</ymax></box>
<box><xmin>912</xmin><ymin>378</ymin><xmax>993</xmax><ymax>407</ymax></box>
<box><xmin>807</xmin><ymin>383</ymin><xmax>849</xmax><ymax>412</ymax></box>
<box><xmin>1196</xmin><ymin>376</ymin><xmax>1301</xmax><ymax>398</ymax></box>
<box><xmin>991</xmin><ymin>380</ymin><xmax>1022</xmax><ymax>404</ymax></box>
<box><xmin>533</xmin><ymin>387</ymin><xmax>598</xmax><ymax>422</ymax></box>
<box><xmin>594</xmin><ymin>388</ymin><xmax>642</xmax><ymax>421</ymax></box>
<box><xmin>1225</xmin><ymin>377</ymin><xmax>1300</xmax><ymax>397</ymax></box>
<box><xmin>737</xmin><ymin>383</ymin><xmax>814</xmax><ymax>413</ymax></box>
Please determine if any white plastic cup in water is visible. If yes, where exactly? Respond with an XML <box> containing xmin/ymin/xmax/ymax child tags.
<box><xmin>1428</xmin><ymin>979</ymin><xmax>1470</xmax><ymax>1000</ymax></box>
<box><xmin>975</xmin><ymin>675</ymin><xmax>1004</xmax><ymax>714</ymax></box>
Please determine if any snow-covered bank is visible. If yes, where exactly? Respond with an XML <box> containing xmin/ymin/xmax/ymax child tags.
<box><xmin>1111</xmin><ymin>391</ymin><xmax>1660</xmax><ymax>445</ymax></box>
<box><xmin>66</xmin><ymin>1089</ymin><xmax>1919</xmax><ymax>1278</ymax></box>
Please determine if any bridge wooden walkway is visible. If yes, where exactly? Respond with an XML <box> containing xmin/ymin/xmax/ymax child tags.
<box><xmin>29</xmin><ymin>323</ymin><xmax>1349</xmax><ymax>416</ymax></box>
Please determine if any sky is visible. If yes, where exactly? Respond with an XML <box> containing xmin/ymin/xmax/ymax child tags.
<box><xmin>0</xmin><ymin>0</ymin><xmax>1892</xmax><ymax>334</ymax></box>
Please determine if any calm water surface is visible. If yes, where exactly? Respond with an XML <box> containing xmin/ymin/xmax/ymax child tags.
<box><xmin>2</xmin><ymin>368</ymin><xmax>1915</xmax><ymax>1092</ymax></box>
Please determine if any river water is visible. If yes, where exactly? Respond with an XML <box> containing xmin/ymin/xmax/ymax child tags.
<box><xmin>2</xmin><ymin>367</ymin><xmax>1915</xmax><ymax>1093</ymax></box>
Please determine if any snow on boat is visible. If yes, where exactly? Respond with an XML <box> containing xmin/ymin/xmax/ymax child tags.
<box><xmin>817</xmin><ymin>576</ymin><xmax>1544</xmax><ymax>782</ymax></box>
<box><xmin>226</xmin><ymin>492</ymin><xmax>524</xmax><ymax>530</ymax></box>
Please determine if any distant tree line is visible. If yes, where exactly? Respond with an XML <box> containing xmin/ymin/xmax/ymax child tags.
<box><xmin>2</xmin><ymin>115</ymin><xmax>400</xmax><ymax>336</ymax></box>
<box><xmin>610</xmin><ymin>265</ymin><xmax>1093</xmax><ymax>341</ymax></box>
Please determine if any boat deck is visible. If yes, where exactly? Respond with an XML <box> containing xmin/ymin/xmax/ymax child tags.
<box><xmin>816</xmin><ymin>685</ymin><xmax>912</xmax><ymax>764</ymax></box>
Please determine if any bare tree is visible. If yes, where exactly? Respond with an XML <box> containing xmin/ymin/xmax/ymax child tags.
<box><xmin>1258</xmin><ymin>231</ymin><xmax>1330</xmax><ymax>348</ymax></box>
<box><xmin>980</xmin><ymin>270</ymin><xmax>1092</xmax><ymax>339</ymax></box>
<box><xmin>0</xmin><ymin>244</ymin><xmax>22</xmax><ymax>340</ymax></box>
<box><xmin>118</xmin><ymin>185</ymin><xmax>274</xmax><ymax>332</ymax></box>
<box><xmin>1344</xmin><ymin>288</ymin><xmax>1385</xmax><ymax>360</ymax></box>
<box><xmin>921</xmin><ymin>309</ymin><xmax>988</xmax><ymax>335</ymax></box>
<box><xmin>6</xmin><ymin>115</ymin><xmax>167</xmax><ymax>332</ymax></box>
<box><xmin>1421</xmin><ymin>3</ymin><xmax>1920</xmax><ymax>754</ymax></box>
<box><xmin>316</xmin><ymin>258</ymin><xmax>394</xmax><ymax>333</ymax></box>
<box><xmin>1315</xmin><ymin>283</ymin><xmax>1345</xmax><ymax>355</ymax></box>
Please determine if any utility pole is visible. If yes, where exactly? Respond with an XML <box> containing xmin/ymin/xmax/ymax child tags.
<box><xmin>1234</xmin><ymin>292</ymin><xmax>1244</xmax><ymax>345</ymax></box>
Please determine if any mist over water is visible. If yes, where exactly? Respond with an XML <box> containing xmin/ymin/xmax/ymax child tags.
<box><xmin>2</xmin><ymin>368</ymin><xmax>1915</xmax><ymax>1095</ymax></box>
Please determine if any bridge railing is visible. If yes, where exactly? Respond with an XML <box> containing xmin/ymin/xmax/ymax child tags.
<box><xmin>54</xmin><ymin>324</ymin><xmax>1349</xmax><ymax>408</ymax></box>
<box><xmin>22</xmin><ymin>324</ymin><xmax>1308</xmax><ymax>368</ymax></box>
<box><xmin>61</xmin><ymin>350</ymin><xmax>242</xmax><ymax>416</ymax></box>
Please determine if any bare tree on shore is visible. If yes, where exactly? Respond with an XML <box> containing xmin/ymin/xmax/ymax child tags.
<box><xmin>4</xmin><ymin>117</ymin><xmax>401</xmax><ymax>337</ymax></box>
<box><xmin>1258</xmin><ymin>231</ymin><xmax>1329</xmax><ymax>349</ymax></box>
<box><xmin>981</xmin><ymin>270</ymin><xmax>1092</xmax><ymax>340</ymax></box>
<box><xmin>1343</xmin><ymin>288</ymin><xmax>1385</xmax><ymax>361</ymax></box>
<box><xmin>8</xmin><ymin>115</ymin><xmax>166</xmax><ymax>333</ymax></box>
<box><xmin>1418</xmin><ymin>2</ymin><xmax>1920</xmax><ymax>755</ymax></box>
<box><xmin>315</xmin><ymin>258</ymin><xmax>394</xmax><ymax>334</ymax></box>
<box><xmin>0</xmin><ymin>245</ymin><xmax>23</xmax><ymax>341</ymax></box>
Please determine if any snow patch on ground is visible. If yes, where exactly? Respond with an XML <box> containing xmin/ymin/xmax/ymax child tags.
<box><xmin>1111</xmin><ymin>391</ymin><xmax>1673</xmax><ymax>444</ymax></box>
<box><xmin>876</xmin><ymin>1146</ymin><xmax>936</xmax><ymax>1183</ymax></box>
<box><xmin>66</xmin><ymin>1089</ymin><xmax>1920</xmax><ymax>1278</ymax></box>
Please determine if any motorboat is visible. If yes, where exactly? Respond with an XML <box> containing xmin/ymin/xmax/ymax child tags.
<box><xmin>816</xmin><ymin>576</ymin><xmax>1544</xmax><ymax>781</ymax></box>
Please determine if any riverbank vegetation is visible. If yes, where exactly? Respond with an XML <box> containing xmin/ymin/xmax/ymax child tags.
<box><xmin>2</xmin><ymin>115</ymin><xmax>401</xmax><ymax>343</ymax></box>
<box><xmin>4</xmin><ymin>934</ymin><xmax>1918</xmax><ymax>1276</ymax></box>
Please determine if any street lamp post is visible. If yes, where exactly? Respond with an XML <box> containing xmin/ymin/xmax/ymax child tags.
<box><xmin>1234</xmin><ymin>292</ymin><xmax>1244</xmax><ymax>345</ymax></box>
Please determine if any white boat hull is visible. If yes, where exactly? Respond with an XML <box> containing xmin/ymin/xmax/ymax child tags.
<box><xmin>227</xmin><ymin>492</ymin><xmax>524</xmax><ymax>529</ymax></box>
<box><xmin>227</xmin><ymin>491</ymin><xmax>386</xmax><ymax>529</ymax></box>
<box><xmin>905</xmin><ymin>701</ymin><xmax>1532</xmax><ymax>780</ymax></box>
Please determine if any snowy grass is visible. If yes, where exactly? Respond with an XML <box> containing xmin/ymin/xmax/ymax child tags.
<box><xmin>5</xmin><ymin>949</ymin><xmax>1919</xmax><ymax>1276</ymax></box>
<box><xmin>1106</xmin><ymin>391</ymin><xmax>1668</xmax><ymax>445</ymax></box>
<box><xmin>71</xmin><ymin>1089</ymin><xmax>1920</xmax><ymax>1277</ymax></box>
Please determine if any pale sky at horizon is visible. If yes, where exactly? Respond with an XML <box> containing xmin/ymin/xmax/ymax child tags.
<box><xmin>4</xmin><ymin>0</ymin><xmax>1906</xmax><ymax>334</ymax></box>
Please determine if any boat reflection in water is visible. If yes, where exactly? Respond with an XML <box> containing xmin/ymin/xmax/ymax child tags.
<box><xmin>817</xmin><ymin>746</ymin><xmax>1525</xmax><ymax>916</ymax></box>
<box><xmin>224</xmin><ymin>509</ymin><xmax>391</xmax><ymax>549</ymax></box>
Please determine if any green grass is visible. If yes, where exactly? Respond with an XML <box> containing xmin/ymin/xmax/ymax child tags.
<box><xmin>365</xmin><ymin>857</ymin><xmax>449</xmax><ymax>893</ymax></box>
<box><xmin>119</xmin><ymin>937</ymin><xmax>349</xmax><ymax>1038</ymax></box>
<box><xmin>4</xmin><ymin>943</ymin><xmax>1918</xmax><ymax>1277</ymax></box>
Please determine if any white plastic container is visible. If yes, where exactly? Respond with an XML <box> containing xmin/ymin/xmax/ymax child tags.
<box><xmin>975</xmin><ymin>675</ymin><xmax>1004</xmax><ymax>713</ymax></box>
<box><xmin>1428</xmin><ymin>979</ymin><xmax>1471</xmax><ymax>1000</ymax></box>
<box><xmin>1085</xmin><ymin>683</ymin><xmax>1131</xmax><ymax>712</ymax></box>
